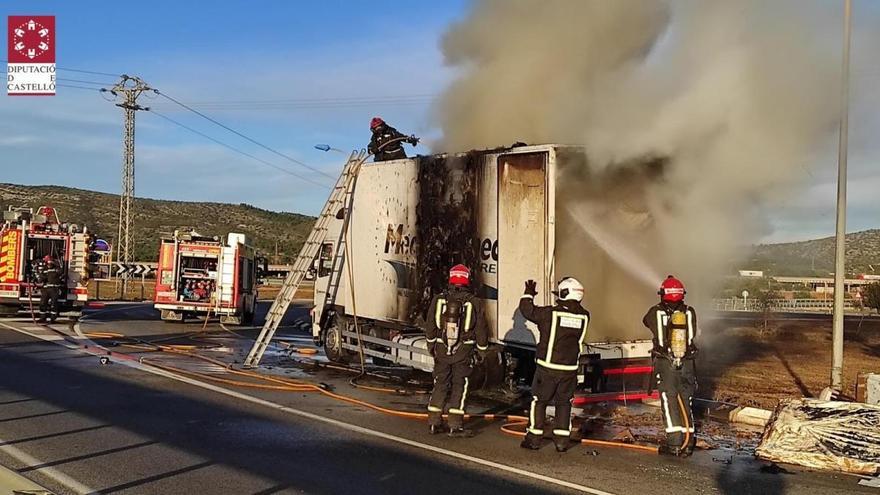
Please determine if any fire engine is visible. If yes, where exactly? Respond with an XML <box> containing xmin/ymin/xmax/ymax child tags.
<box><xmin>153</xmin><ymin>230</ymin><xmax>259</xmax><ymax>324</ymax></box>
<box><xmin>0</xmin><ymin>206</ymin><xmax>92</xmax><ymax>318</ymax></box>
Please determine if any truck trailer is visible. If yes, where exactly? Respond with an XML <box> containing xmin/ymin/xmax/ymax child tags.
<box><xmin>0</xmin><ymin>206</ymin><xmax>92</xmax><ymax>319</ymax></box>
<box><xmin>154</xmin><ymin>230</ymin><xmax>258</xmax><ymax>324</ymax></box>
<box><xmin>312</xmin><ymin>144</ymin><xmax>655</xmax><ymax>390</ymax></box>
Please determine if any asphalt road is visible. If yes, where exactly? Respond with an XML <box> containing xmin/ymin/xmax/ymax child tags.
<box><xmin>0</xmin><ymin>303</ymin><xmax>875</xmax><ymax>495</ymax></box>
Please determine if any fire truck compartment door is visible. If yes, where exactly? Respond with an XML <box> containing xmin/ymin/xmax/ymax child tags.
<box><xmin>497</xmin><ymin>151</ymin><xmax>548</xmax><ymax>347</ymax></box>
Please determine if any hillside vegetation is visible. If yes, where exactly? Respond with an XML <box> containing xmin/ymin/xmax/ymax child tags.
<box><xmin>0</xmin><ymin>184</ymin><xmax>315</xmax><ymax>262</ymax></box>
<box><xmin>746</xmin><ymin>229</ymin><xmax>880</xmax><ymax>276</ymax></box>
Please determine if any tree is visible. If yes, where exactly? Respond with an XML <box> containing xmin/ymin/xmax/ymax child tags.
<box><xmin>864</xmin><ymin>282</ymin><xmax>880</xmax><ymax>313</ymax></box>
<box><xmin>756</xmin><ymin>287</ymin><xmax>778</xmax><ymax>337</ymax></box>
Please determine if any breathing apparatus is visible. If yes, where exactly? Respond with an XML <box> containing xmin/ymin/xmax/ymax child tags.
<box><xmin>669</xmin><ymin>311</ymin><xmax>688</xmax><ymax>368</ymax></box>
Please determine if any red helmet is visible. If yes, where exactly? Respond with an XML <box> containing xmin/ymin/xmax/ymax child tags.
<box><xmin>370</xmin><ymin>117</ymin><xmax>385</xmax><ymax>130</ymax></box>
<box><xmin>42</xmin><ymin>255</ymin><xmax>52</xmax><ymax>262</ymax></box>
<box><xmin>659</xmin><ymin>275</ymin><xmax>685</xmax><ymax>303</ymax></box>
<box><xmin>448</xmin><ymin>264</ymin><xmax>471</xmax><ymax>287</ymax></box>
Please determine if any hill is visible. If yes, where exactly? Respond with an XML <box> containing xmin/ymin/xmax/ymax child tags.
<box><xmin>746</xmin><ymin>229</ymin><xmax>880</xmax><ymax>276</ymax></box>
<box><xmin>0</xmin><ymin>184</ymin><xmax>315</xmax><ymax>262</ymax></box>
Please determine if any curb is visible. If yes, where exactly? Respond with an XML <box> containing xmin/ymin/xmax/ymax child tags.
<box><xmin>0</xmin><ymin>463</ymin><xmax>53</xmax><ymax>494</ymax></box>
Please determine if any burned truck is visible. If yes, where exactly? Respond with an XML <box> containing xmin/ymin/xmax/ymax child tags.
<box><xmin>313</xmin><ymin>144</ymin><xmax>657</xmax><ymax>390</ymax></box>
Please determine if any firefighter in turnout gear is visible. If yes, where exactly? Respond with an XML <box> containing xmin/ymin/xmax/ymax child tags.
<box><xmin>36</xmin><ymin>255</ymin><xmax>63</xmax><ymax>323</ymax></box>
<box><xmin>368</xmin><ymin>117</ymin><xmax>419</xmax><ymax>162</ymax></box>
<box><xmin>643</xmin><ymin>275</ymin><xmax>698</xmax><ymax>456</ymax></box>
<box><xmin>425</xmin><ymin>264</ymin><xmax>488</xmax><ymax>437</ymax></box>
<box><xmin>519</xmin><ymin>277</ymin><xmax>590</xmax><ymax>452</ymax></box>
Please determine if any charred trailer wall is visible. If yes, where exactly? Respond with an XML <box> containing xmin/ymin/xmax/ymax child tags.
<box><xmin>410</xmin><ymin>153</ymin><xmax>482</xmax><ymax>322</ymax></box>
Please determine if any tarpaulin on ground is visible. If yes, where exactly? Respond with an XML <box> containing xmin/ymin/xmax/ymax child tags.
<box><xmin>756</xmin><ymin>398</ymin><xmax>880</xmax><ymax>475</ymax></box>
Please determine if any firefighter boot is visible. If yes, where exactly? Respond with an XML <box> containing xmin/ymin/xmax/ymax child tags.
<box><xmin>554</xmin><ymin>437</ymin><xmax>577</xmax><ymax>453</ymax></box>
<box><xmin>682</xmin><ymin>436</ymin><xmax>696</xmax><ymax>457</ymax></box>
<box><xmin>38</xmin><ymin>313</ymin><xmax>47</xmax><ymax>323</ymax></box>
<box><xmin>520</xmin><ymin>432</ymin><xmax>543</xmax><ymax>450</ymax></box>
<box><xmin>448</xmin><ymin>427</ymin><xmax>474</xmax><ymax>439</ymax></box>
<box><xmin>429</xmin><ymin>424</ymin><xmax>448</xmax><ymax>435</ymax></box>
<box><xmin>658</xmin><ymin>444</ymin><xmax>683</xmax><ymax>457</ymax></box>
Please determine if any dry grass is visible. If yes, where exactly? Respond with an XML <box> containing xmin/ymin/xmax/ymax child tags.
<box><xmin>698</xmin><ymin>317</ymin><xmax>880</xmax><ymax>409</ymax></box>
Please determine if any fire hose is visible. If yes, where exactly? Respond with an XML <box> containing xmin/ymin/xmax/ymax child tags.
<box><xmin>81</xmin><ymin>328</ymin><xmax>656</xmax><ymax>453</ymax></box>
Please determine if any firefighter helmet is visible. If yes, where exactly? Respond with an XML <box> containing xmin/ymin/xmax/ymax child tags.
<box><xmin>659</xmin><ymin>275</ymin><xmax>686</xmax><ymax>302</ymax></box>
<box><xmin>555</xmin><ymin>277</ymin><xmax>584</xmax><ymax>302</ymax></box>
<box><xmin>370</xmin><ymin>117</ymin><xmax>385</xmax><ymax>130</ymax></box>
<box><xmin>448</xmin><ymin>264</ymin><xmax>471</xmax><ymax>287</ymax></box>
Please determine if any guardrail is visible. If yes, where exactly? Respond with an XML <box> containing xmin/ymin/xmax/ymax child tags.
<box><xmin>712</xmin><ymin>298</ymin><xmax>856</xmax><ymax>313</ymax></box>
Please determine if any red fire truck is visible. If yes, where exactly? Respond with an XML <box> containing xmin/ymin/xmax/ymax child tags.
<box><xmin>153</xmin><ymin>230</ymin><xmax>259</xmax><ymax>324</ymax></box>
<box><xmin>0</xmin><ymin>206</ymin><xmax>92</xmax><ymax>318</ymax></box>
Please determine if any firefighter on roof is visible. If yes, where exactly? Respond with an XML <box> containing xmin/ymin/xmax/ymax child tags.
<box><xmin>519</xmin><ymin>277</ymin><xmax>590</xmax><ymax>452</ymax></box>
<box><xmin>37</xmin><ymin>255</ymin><xmax>63</xmax><ymax>323</ymax></box>
<box><xmin>643</xmin><ymin>275</ymin><xmax>699</xmax><ymax>456</ymax></box>
<box><xmin>425</xmin><ymin>264</ymin><xmax>488</xmax><ymax>437</ymax></box>
<box><xmin>368</xmin><ymin>117</ymin><xmax>419</xmax><ymax>162</ymax></box>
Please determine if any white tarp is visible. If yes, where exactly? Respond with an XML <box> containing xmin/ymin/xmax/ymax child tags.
<box><xmin>756</xmin><ymin>399</ymin><xmax>880</xmax><ymax>475</ymax></box>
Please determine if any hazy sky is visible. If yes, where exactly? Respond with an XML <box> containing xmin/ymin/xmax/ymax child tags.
<box><xmin>1</xmin><ymin>1</ymin><xmax>877</xmax><ymax>243</ymax></box>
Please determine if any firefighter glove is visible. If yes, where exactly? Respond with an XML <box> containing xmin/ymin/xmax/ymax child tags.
<box><xmin>473</xmin><ymin>350</ymin><xmax>485</xmax><ymax>365</ymax></box>
<box><xmin>524</xmin><ymin>279</ymin><xmax>538</xmax><ymax>296</ymax></box>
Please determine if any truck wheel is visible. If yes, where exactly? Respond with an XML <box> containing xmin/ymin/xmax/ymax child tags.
<box><xmin>323</xmin><ymin>320</ymin><xmax>352</xmax><ymax>364</ymax></box>
<box><xmin>242</xmin><ymin>310</ymin><xmax>255</xmax><ymax>326</ymax></box>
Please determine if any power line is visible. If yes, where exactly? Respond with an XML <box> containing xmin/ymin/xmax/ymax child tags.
<box><xmin>151</xmin><ymin>100</ymin><xmax>434</xmax><ymax>111</ymax></box>
<box><xmin>148</xmin><ymin>109</ymin><xmax>332</xmax><ymax>189</ymax></box>
<box><xmin>1</xmin><ymin>59</ymin><xmax>120</xmax><ymax>78</ymax></box>
<box><xmin>7</xmin><ymin>60</ymin><xmax>343</xmax><ymax>184</ymax></box>
<box><xmin>57</xmin><ymin>83</ymin><xmax>104</xmax><ymax>91</ymax></box>
<box><xmin>155</xmin><ymin>90</ymin><xmax>336</xmax><ymax>180</ymax></box>
<box><xmin>57</xmin><ymin>66</ymin><xmax>120</xmax><ymax>78</ymax></box>
<box><xmin>170</xmin><ymin>94</ymin><xmax>438</xmax><ymax>105</ymax></box>
<box><xmin>56</xmin><ymin>77</ymin><xmax>114</xmax><ymax>86</ymax></box>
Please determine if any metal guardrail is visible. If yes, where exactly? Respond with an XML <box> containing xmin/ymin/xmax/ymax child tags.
<box><xmin>712</xmin><ymin>298</ymin><xmax>856</xmax><ymax>312</ymax></box>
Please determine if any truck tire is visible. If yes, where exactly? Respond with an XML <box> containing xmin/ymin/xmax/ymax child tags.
<box><xmin>242</xmin><ymin>310</ymin><xmax>255</xmax><ymax>326</ymax></box>
<box><xmin>323</xmin><ymin>318</ymin><xmax>353</xmax><ymax>364</ymax></box>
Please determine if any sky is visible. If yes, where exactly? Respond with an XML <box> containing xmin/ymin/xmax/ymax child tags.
<box><xmin>0</xmin><ymin>1</ymin><xmax>877</xmax><ymax>243</ymax></box>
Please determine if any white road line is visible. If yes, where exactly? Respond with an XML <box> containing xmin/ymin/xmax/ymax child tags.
<box><xmin>0</xmin><ymin>435</ymin><xmax>97</xmax><ymax>494</ymax></box>
<box><xmin>4</xmin><ymin>317</ymin><xmax>617</xmax><ymax>495</ymax></box>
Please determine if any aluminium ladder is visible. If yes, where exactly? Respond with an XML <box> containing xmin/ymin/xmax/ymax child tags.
<box><xmin>243</xmin><ymin>150</ymin><xmax>366</xmax><ymax>367</ymax></box>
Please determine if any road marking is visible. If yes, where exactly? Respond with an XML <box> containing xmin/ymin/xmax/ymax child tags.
<box><xmin>4</xmin><ymin>317</ymin><xmax>616</xmax><ymax>495</ymax></box>
<box><xmin>127</xmin><ymin>363</ymin><xmax>616</xmax><ymax>495</ymax></box>
<box><xmin>0</xmin><ymin>436</ymin><xmax>97</xmax><ymax>494</ymax></box>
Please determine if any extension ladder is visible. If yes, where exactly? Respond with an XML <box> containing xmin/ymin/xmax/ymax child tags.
<box><xmin>243</xmin><ymin>150</ymin><xmax>366</xmax><ymax>367</ymax></box>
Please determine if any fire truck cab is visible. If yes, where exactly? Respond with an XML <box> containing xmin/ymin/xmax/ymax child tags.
<box><xmin>0</xmin><ymin>206</ymin><xmax>92</xmax><ymax>318</ymax></box>
<box><xmin>153</xmin><ymin>230</ymin><xmax>258</xmax><ymax>325</ymax></box>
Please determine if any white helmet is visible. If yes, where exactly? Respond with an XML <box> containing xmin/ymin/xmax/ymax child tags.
<box><xmin>555</xmin><ymin>277</ymin><xmax>584</xmax><ymax>302</ymax></box>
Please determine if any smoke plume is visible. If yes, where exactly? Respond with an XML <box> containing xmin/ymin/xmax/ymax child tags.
<box><xmin>436</xmin><ymin>0</ymin><xmax>852</xmax><ymax>339</ymax></box>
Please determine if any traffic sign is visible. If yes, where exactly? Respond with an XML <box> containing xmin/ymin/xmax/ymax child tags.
<box><xmin>115</xmin><ymin>263</ymin><xmax>152</xmax><ymax>276</ymax></box>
